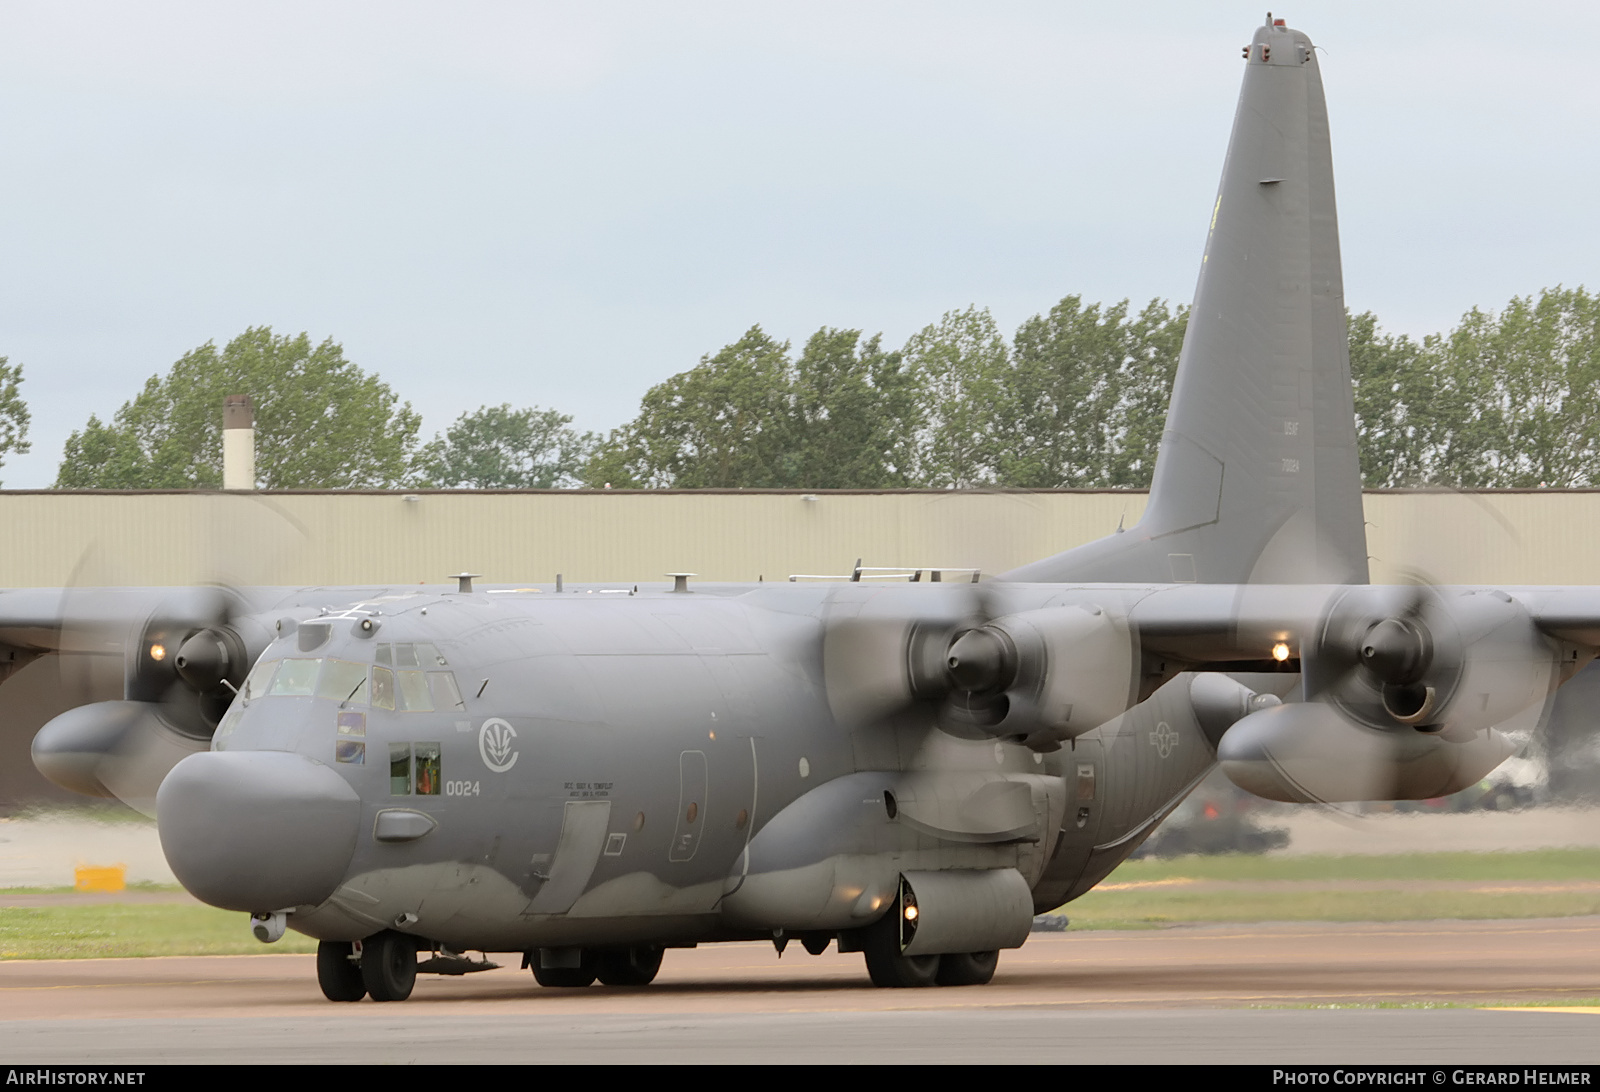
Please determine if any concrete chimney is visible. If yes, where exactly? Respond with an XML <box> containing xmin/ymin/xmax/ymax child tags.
<box><xmin>222</xmin><ymin>395</ymin><xmax>256</xmax><ymax>490</ymax></box>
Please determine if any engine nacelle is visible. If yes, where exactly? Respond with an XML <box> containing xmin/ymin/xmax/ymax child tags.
<box><xmin>32</xmin><ymin>700</ymin><xmax>211</xmax><ymax>816</ymax></box>
<box><xmin>1217</xmin><ymin>701</ymin><xmax>1520</xmax><ymax>803</ymax></box>
<box><xmin>1232</xmin><ymin>586</ymin><xmax>1565</xmax><ymax>802</ymax></box>
<box><xmin>822</xmin><ymin>592</ymin><xmax>1141</xmax><ymax>750</ymax></box>
<box><xmin>950</xmin><ymin>606</ymin><xmax>1140</xmax><ymax>749</ymax></box>
<box><xmin>1307</xmin><ymin>587</ymin><xmax>1561</xmax><ymax>734</ymax></box>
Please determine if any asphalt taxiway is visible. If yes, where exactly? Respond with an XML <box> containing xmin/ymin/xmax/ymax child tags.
<box><xmin>2</xmin><ymin>918</ymin><xmax>1600</xmax><ymax>1063</ymax></box>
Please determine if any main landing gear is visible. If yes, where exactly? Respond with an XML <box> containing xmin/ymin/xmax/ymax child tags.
<box><xmin>317</xmin><ymin>940</ymin><xmax>367</xmax><ymax>1002</ymax></box>
<box><xmin>527</xmin><ymin>946</ymin><xmax>665</xmax><ymax>988</ymax></box>
<box><xmin>854</xmin><ymin>908</ymin><xmax>1001</xmax><ymax>989</ymax></box>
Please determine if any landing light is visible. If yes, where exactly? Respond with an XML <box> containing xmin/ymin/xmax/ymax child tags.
<box><xmin>149</xmin><ymin>643</ymin><xmax>166</xmax><ymax>662</ymax></box>
<box><xmin>903</xmin><ymin>905</ymin><xmax>918</xmax><ymax>922</ymax></box>
<box><xmin>1272</xmin><ymin>642</ymin><xmax>1291</xmax><ymax>662</ymax></box>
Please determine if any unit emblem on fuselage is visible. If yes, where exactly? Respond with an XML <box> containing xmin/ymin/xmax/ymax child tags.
<box><xmin>478</xmin><ymin>718</ymin><xmax>519</xmax><ymax>773</ymax></box>
<box><xmin>1150</xmin><ymin>721</ymin><xmax>1179</xmax><ymax>760</ymax></box>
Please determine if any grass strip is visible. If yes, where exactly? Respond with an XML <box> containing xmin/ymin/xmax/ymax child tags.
<box><xmin>1103</xmin><ymin>848</ymin><xmax>1600</xmax><ymax>883</ymax></box>
<box><xmin>0</xmin><ymin>904</ymin><xmax>318</xmax><ymax>959</ymax></box>
<box><xmin>1062</xmin><ymin>883</ymin><xmax>1600</xmax><ymax>927</ymax></box>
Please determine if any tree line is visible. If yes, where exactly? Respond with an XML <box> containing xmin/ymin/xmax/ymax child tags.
<box><xmin>14</xmin><ymin>285</ymin><xmax>1600</xmax><ymax>491</ymax></box>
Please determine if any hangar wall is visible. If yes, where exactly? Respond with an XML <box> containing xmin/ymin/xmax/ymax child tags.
<box><xmin>0</xmin><ymin>488</ymin><xmax>1594</xmax><ymax>588</ymax></box>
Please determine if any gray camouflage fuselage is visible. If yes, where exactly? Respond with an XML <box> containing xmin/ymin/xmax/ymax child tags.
<box><xmin>163</xmin><ymin>581</ymin><xmax>1221</xmax><ymax>951</ymax></box>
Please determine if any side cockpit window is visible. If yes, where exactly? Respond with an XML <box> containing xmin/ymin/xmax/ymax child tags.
<box><xmin>242</xmin><ymin>659</ymin><xmax>279</xmax><ymax>701</ymax></box>
<box><xmin>428</xmin><ymin>672</ymin><xmax>464</xmax><ymax>711</ymax></box>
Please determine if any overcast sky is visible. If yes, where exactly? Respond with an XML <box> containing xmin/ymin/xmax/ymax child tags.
<box><xmin>2</xmin><ymin>2</ymin><xmax>1596</xmax><ymax>488</ymax></box>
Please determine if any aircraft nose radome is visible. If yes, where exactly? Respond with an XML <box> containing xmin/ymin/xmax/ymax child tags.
<box><xmin>157</xmin><ymin>751</ymin><xmax>361</xmax><ymax>913</ymax></box>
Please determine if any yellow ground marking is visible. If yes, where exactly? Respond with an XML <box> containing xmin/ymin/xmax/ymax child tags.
<box><xmin>1093</xmin><ymin>878</ymin><xmax>1200</xmax><ymax>891</ymax></box>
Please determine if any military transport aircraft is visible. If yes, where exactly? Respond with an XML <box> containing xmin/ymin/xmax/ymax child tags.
<box><xmin>7</xmin><ymin>16</ymin><xmax>1594</xmax><ymax>1001</ymax></box>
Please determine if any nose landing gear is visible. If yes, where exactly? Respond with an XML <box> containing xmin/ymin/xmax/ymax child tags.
<box><xmin>316</xmin><ymin>940</ymin><xmax>367</xmax><ymax>1002</ymax></box>
<box><xmin>317</xmin><ymin>932</ymin><xmax>419</xmax><ymax>1002</ymax></box>
<box><xmin>361</xmin><ymin>930</ymin><xmax>419</xmax><ymax>1001</ymax></box>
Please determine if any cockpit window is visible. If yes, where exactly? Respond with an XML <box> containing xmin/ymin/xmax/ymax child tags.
<box><xmin>372</xmin><ymin>666</ymin><xmax>396</xmax><ymax>711</ymax></box>
<box><xmin>428</xmin><ymin>672</ymin><xmax>464</xmax><ymax>711</ymax></box>
<box><xmin>397</xmin><ymin>671</ymin><xmax>432</xmax><ymax>712</ymax></box>
<box><xmin>242</xmin><ymin>659</ymin><xmax>278</xmax><ymax>701</ymax></box>
<box><xmin>213</xmin><ymin>703</ymin><xmax>243</xmax><ymax>747</ymax></box>
<box><xmin>372</xmin><ymin>642</ymin><xmax>449</xmax><ymax>668</ymax></box>
<box><xmin>269</xmin><ymin>658</ymin><xmax>319</xmax><ymax>697</ymax></box>
<box><xmin>244</xmin><ymin>655</ymin><xmax>463</xmax><ymax>713</ymax></box>
<box><xmin>317</xmin><ymin>659</ymin><xmax>369</xmax><ymax>703</ymax></box>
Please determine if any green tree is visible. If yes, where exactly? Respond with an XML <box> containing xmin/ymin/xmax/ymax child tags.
<box><xmin>593</xmin><ymin>326</ymin><xmax>794</xmax><ymax>488</ymax></box>
<box><xmin>1348</xmin><ymin>288</ymin><xmax>1600</xmax><ymax>488</ymax></box>
<box><xmin>419</xmin><ymin>404</ymin><xmax>595</xmax><ymax>489</ymax></box>
<box><xmin>56</xmin><ymin>328</ymin><xmax>420</xmax><ymax>489</ymax></box>
<box><xmin>0</xmin><ymin>358</ymin><xmax>31</xmax><ymax>487</ymax></box>
<box><xmin>997</xmin><ymin>297</ymin><xmax>1186</xmax><ymax>488</ymax></box>
<box><xmin>1443</xmin><ymin>287</ymin><xmax>1600</xmax><ymax>488</ymax></box>
<box><xmin>787</xmin><ymin>329</ymin><xmax>916</xmax><ymax>488</ymax></box>
<box><xmin>900</xmin><ymin>307</ymin><xmax>1008</xmax><ymax>488</ymax></box>
<box><xmin>587</xmin><ymin>325</ymin><xmax>914</xmax><ymax>489</ymax></box>
<box><xmin>1348</xmin><ymin>311</ymin><xmax>1444</xmax><ymax>487</ymax></box>
<box><xmin>1102</xmin><ymin>299</ymin><xmax>1187</xmax><ymax>488</ymax></box>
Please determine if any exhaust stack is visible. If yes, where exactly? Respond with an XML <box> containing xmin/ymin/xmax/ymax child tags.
<box><xmin>223</xmin><ymin>395</ymin><xmax>255</xmax><ymax>491</ymax></box>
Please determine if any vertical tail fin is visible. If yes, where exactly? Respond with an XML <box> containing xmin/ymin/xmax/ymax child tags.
<box><xmin>1007</xmin><ymin>18</ymin><xmax>1368</xmax><ymax>586</ymax></box>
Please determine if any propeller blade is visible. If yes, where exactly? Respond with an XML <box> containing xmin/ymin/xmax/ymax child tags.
<box><xmin>37</xmin><ymin>493</ymin><xmax>305</xmax><ymax>810</ymax></box>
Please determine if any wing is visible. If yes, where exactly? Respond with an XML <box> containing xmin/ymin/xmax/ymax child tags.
<box><xmin>1118</xmin><ymin>582</ymin><xmax>1600</xmax><ymax>804</ymax></box>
